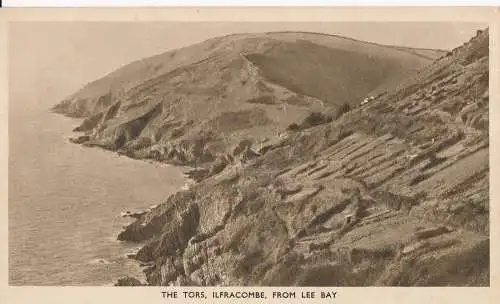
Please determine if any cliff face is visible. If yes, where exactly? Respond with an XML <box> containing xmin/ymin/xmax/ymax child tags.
<box><xmin>54</xmin><ymin>30</ymin><xmax>488</xmax><ymax>286</ymax></box>
<box><xmin>52</xmin><ymin>32</ymin><xmax>443</xmax><ymax>174</ymax></box>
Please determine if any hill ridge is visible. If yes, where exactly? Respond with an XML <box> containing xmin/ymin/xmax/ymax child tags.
<box><xmin>264</xmin><ymin>30</ymin><xmax>449</xmax><ymax>52</ymax></box>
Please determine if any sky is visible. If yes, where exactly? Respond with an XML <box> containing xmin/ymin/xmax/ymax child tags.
<box><xmin>9</xmin><ymin>22</ymin><xmax>486</xmax><ymax>113</ymax></box>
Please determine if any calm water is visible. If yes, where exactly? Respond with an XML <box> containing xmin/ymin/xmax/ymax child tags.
<box><xmin>9</xmin><ymin>107</ymin><xmax>187</xmax><ymax>286</ymax></box>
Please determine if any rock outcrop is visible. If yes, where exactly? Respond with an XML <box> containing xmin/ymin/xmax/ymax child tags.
<box><xmin>114</xmin><ymin>276</ymin><xmax>144</xmax><ymax>286</ymax></box>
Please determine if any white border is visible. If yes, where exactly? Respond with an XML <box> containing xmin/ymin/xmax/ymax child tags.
<box><xmin>3</xmin><ymin>0</ymin><xmax>500</xmax><ymax>8</ymax></box>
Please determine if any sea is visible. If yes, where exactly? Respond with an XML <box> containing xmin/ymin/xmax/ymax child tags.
<box><xmin>8</xmin><ymin>106</ymin><xmax>187</xmax><ymax>286</ymax></box>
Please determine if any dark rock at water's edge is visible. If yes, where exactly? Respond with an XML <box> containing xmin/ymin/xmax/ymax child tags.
<box><xmin>69</xmin><ymin>135</ymin><xmax>90</xmax><ymax>144</ymax></box>
<box><xmin>114</xmin><ymin>276</ymin><xmax>144</xmax><ymax>286</ymax></box>
<box><xmin>121</xmin><ymin>210</ymin><xmax>148</xmax><ymax>220</ymax></box>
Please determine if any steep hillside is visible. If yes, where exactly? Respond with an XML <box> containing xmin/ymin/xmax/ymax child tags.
<box><xmin>52</xmin><ymin>32</ymin><xmax>443</xmax><ymax>174</ymax></box>
<box><xmin>114</xmin><ymin>29</ymin><xmax>489</xmax><ymax>286</ymax></box>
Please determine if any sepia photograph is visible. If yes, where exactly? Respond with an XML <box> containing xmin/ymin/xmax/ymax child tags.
<box><xmin>7</xmin><ymin>18</ymin><xmax>491</xmax><ymax>288</ymax></box>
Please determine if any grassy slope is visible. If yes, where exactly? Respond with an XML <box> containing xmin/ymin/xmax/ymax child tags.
<box><xmin>245</xmin><ymin>39</ymin><xmax>406</xmax><ymax>107</ymax></box>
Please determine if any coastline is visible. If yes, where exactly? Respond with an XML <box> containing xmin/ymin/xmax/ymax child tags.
<box><xmin>61</xmin><ymin>117</ymin><xmax>197</xmax><ymax>286</ymax></box>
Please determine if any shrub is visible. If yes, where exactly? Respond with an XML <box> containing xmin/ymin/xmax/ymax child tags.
<box><xmin>336</xmin><ymin>103</ymin><xmax>351</xmax><ymax>118</ymax></box>
<box><xmin>302</xmin><ymin>112</ymin><xmax>332</xmax><ymax>129</ymax></box>
<box><xmin>287</xmin><ymin>123</ymin><xmax>300</xmax><ymax>131</ymax></box>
